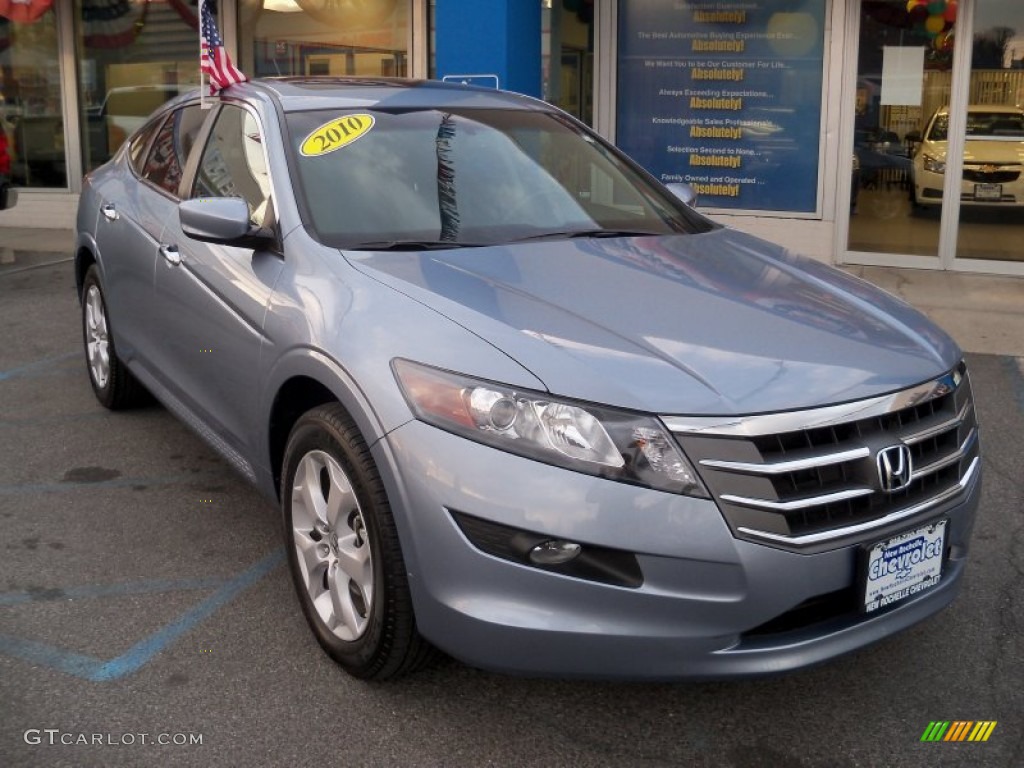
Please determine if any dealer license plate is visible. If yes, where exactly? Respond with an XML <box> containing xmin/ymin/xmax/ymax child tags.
<box><xmin>863</xmin><ymin>520</ymin><xmax>946</xmax><ymax>613</ymax></box>
<box><xmin>975</xmin><ymin>183</ymin><xmax>1002</xmax><ymax>201</ymax></box>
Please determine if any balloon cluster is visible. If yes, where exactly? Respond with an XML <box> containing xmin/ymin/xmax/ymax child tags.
<box><xmin>907</xmin><ymin>0</ymin><xmax>956</xmax><ymax>50</ymax></box>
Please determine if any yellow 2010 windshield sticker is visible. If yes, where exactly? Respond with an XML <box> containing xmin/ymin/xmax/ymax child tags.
<box><xmin>300</xmin><ymin>114</ymin><xmax>375</xmax><ymax>157</ymax></box>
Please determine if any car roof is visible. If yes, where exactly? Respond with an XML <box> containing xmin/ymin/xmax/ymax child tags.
<box><xmin>236</xmin><ymin>76</ymin><xmax>552</xmax><ymax>114</ymax></box>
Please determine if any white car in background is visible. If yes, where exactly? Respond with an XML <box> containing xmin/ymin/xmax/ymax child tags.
<box><xmin>912</xmin><ymin>104</ymin><xmax>1024</xmax><ymax>207</ymax></box>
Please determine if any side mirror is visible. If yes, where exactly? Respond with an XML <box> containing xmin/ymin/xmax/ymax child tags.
<box><xmin>665</xmin><ymin>181</ymin><xmax>699</xmax><ymax>208</ymax></box>
<box><xmin>0</xmin><ymin>177</ymin><xmax>16</xmax><ymax>210</ymax></box>
<box><xmin>179</xmin><ymin>196</ymin><xmax>273</xmax><ymax>249</ymax></box>
<box><xmin>905</xmin><ymin>130</ymin><xmax>922</xmax><ymax>143</ymax></box>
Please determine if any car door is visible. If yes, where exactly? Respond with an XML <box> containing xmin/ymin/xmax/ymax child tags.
<box><xmin>149</xmin><ymin>103</ymin><xmax>284</xmax><ymax>461</ymax></box>
<box><xmin>92</xmin><ymin>105</ymin><xmax>209</xmax><ymax>367</ymax></box>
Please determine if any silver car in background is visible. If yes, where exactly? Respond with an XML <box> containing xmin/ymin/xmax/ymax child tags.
<box><xmin>75</xmin><ymin>78</ymin><xmax>981</xmax><ymax>680</ymax></box>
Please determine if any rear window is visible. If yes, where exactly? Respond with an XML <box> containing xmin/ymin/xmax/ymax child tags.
<box><xmin>139</xmin><ymin>106</ymin><xmax>207</xmax><ymax>197</ymax></box>
<box><xmin>128</xmin><ymin>118</ymin><xmax>162</xmax><ymax>175</ymax></box>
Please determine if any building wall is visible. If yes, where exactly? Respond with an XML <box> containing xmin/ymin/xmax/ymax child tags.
<box><xmin>713</xmin><ymin>215</ymin><xmax>836</xmax><ymax>263</ymax></box>
<box><xmin>2</xmin><ymin>0</ymin><xmax>846</xmax><ymax>265</ymax></box>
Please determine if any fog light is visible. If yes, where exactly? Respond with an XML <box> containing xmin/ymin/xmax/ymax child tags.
<box><xmin>529</xmin><ymin>540</ymin><xmax>582</xmax><ymax>565</ymax></box>
<box><xmin>451</xmin><ymin>511</ymin><xmax>643</xmax><ymax>587</ymax></box>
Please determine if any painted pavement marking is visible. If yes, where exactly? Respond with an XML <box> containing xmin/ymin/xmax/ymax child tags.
<box><xmin>0</xmin><ymin>550</ymin><xmax>285</xmax><ymax>681</ymax></box>
<box><xmin>0</xmin><ymin>351</ymin><xmax>79</xmax><ymax>382</ymax></box>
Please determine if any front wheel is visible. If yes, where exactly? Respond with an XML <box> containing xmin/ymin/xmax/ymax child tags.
<box><xmin>81</xmin><ymin>264</ymin><xmax>148</xmax><ymax>409</ymax></box>
<box><xmin>282</xmin><ymin>404</ymin><xmax>435</xmax><ymax>680</ymax></box>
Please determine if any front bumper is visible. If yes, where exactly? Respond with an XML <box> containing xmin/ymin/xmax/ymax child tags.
<box><xmin>915</xmin><ymin>165</ymin><xmax>1024</xmax><ymax>206</ymax></box>
<box><xmin>377</xmin><ymin>421</ymin><xmax>980</xmax><ymax>680</ymax></box>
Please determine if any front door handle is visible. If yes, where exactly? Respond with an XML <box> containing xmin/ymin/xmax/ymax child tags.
<box><xmin>101</xmin><ymin>203</ymin><xmax>118</xmax><ymax>221</ymax></box>
<box><xmin>159</xmin><ymin>244</ymin><xmax>181</xmax><ymax>266</ymax></box>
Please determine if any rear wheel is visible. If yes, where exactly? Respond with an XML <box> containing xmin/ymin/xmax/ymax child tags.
<box><xmin>282</xmin><ymin>403</ymin><xmax>435</xmax><ymax>680</ymax></box>
<box><xmin>81</xmin><ymin>265</ymin><xmax>148</xmax><ymax>409</ymax></box>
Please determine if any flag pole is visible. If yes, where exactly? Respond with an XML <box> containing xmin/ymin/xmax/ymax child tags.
<box><xmin>198</xmin><ymin>0</ymin><xmax>246</xmax><ymax>102</ymax></box>
<box><xmin>199</xmin><ymin>0</ymin><xmax>208</xmax><ymax>110</ymax></box>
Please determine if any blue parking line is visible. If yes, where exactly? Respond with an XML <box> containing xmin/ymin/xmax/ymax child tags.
<box><xmin>0</xmin><ymin>351</ymin><xmax>79</xmax><ymax>382</ymax></box>
<box><xmin>91</xmin><ymin>550</ymin><xmax>286</xmax><ymax>681</ymax></box>
<box><xmin>0</xmin><ymin>550</ymin><xmax>285</xmax><ymax>681</ymax></box>
<box><xmin>0</xmin><ymin>634</ymin><xmax>107</xmax><ymax>679</ymax></box>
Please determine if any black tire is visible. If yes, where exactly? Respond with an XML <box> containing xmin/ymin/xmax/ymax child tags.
<box><xmin>282</xmin><ymin>403</ymin><xmax>435</xmax><ymax>680</ymax></box>
<box><xmin>80</xmin><ymin>264</ymin><xmax>148</xmax><ymax>410</ymax></box>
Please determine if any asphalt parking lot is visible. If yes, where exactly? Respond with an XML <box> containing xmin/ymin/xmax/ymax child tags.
<box><xmin>1</xmin><ymin>252</ymin><xmax>1022</xmax><ymax>768</ymax></box>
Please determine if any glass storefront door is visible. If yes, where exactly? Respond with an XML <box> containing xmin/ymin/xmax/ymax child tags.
<box><xmin>75</xmin><ymin>0</ymin><xmax>204</xmax><ymax>175</ymax></box>
<box><xmin>845</xmin><ymin>0</ymin><xmax>959</xmax><ymax>264</ymax></box>
<box><xmin>542</xmin><ymin>0</ymin><xmax>593</xmax><ymax>126</ymax></box>
<box><xmin>953</xmin><ymin>0</ymin><xmax>1024</xmax><ymax>266</ymax></box>
<box><xmin>1</xmin><ymin>5</ymin><xmax>66</xmax><ymax>188</ymax></box>
<box><xmin>844</xmin><ymin>0</ymin><xmax>1024</xmax><ymax>274</ymax></box>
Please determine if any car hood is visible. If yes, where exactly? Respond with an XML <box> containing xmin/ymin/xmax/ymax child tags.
<box><xmin>925</xmin><ymin>138</ymin><xmax>1024</xmax><ymax>164</ymax></box>
<box><xmin>343</xmin><ymin>229</ymin><xmax>960</xmax><ymax>415</ymax></box>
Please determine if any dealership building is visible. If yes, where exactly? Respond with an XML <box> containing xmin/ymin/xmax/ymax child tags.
<box><xmin>1</xmin><ymin>0</ymin><xmax>1021</xmax><ymax>275</ymax></box>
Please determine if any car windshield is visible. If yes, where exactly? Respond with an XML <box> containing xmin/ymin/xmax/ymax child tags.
<box><xmin>285</xmin><ymin>107</ymin><xmax>711</xmax><ymax>248</ymax></box>
<box><xmin>927</xmin><ymin>112</ymin><xmax>1024</xmax><ymax>141</ymax></box>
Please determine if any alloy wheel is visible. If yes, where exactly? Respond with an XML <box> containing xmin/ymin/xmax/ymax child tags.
<box><xmin>290</xmin><ymin>449</ymin><xmax>374</xmax><ymax>641</ymax></box>
<box><xmin>84</xmin><ymin>284</ymin><xmax>110</xmax><ymax>389</ymax></box>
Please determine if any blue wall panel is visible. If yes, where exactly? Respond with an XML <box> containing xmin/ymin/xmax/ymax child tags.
<box><xmin>435</xmin><ymin>0</ymin><xmax>541</xmax><ymax>97</ymax></box>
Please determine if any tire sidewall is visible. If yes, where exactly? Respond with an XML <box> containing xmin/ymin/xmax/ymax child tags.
<box><xmin>282</xmin><ymin>412</ymin><xmax>390</xmax><ymax>673</ymax></box>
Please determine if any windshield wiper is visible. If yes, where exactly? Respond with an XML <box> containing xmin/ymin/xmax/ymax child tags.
<box><xmin>348</xmin><ymin>240</ymin><xmax>487</xmax><ymax>251</ymax></box>
<box><xmin>349</xmin><ymin>230</ymin><xmax>663</xmax><ymax>250</ymax></box>
<box><xmin>509</xmin><ymin>228</ymin><xmax>663</xmax><ymax>242</ymax></box>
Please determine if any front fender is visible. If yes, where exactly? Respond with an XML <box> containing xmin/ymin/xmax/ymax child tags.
<box><xmin>74</xmin><ymin>179</ymin><xmax>103</xmax><ymax>298</ymax></box>
<box><xmin>262</xmin><ymin>345</ymin><xmax>393</xmax><ymax>448</ymax></box>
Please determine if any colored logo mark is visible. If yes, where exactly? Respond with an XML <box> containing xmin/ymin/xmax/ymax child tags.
<box><xmin>920</xmin><ymin>721</ymin><xmax>997</xmax><ymax>742</ymax></box>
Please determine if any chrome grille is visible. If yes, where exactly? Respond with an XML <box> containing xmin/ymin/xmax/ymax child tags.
<box><xmin>963</xmin><ymin>168</ymin><xmax>1020</xmax><ymax>184</ymax></box>
<box><xmin>663</xmin><ymin>364</ymin><xmax>979</xmax><ymax>551</ymax></box>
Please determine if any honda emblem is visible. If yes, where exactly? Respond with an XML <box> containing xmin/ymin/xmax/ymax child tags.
<box><xmin>877</xmin><ymin>444</ymin><xmax>913</xmax><ymax>493</ymax></box>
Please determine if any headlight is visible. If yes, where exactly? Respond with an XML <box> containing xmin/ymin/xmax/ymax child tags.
<box><xmin>392</xmin><ymin>359</ymin><xmax>708</xmax><ymax>497</ymax></box>
<box><xmin>923</xmin><ymin>153</ymin><xmax>945</xmax><ymax>173</ymax></box>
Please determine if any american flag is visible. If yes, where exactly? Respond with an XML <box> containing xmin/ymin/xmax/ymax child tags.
<box><xmin>200</xmin><ymin>0</ymin><xmax>246</xmax><ymax>95</ymax></box>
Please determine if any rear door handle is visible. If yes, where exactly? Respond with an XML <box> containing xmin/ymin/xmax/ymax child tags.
<box><xmin>159</xmin><ymin>244</ymin><xmax>181</xmax><ymax>266</ymax></box>
<box><xmin>101</xmin><ymin>203</ymin><xmax>119</xmax><ymax>221</ymax></box>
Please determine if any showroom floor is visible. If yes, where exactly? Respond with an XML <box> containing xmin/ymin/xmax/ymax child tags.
<box><xmin>848</xmin><ymin>185</ymin><xmax>1024</xmax><ymax>262</ymax></box>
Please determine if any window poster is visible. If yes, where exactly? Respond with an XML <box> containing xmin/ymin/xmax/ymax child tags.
<box><xmin>880</xmin><ymin>46</ymin><xmax>925</xmax><ymax>106</ymax></box>
<box><xmin>617</xmin><ymin>0</ymin><xmax>827</xmax><ymax>213</ymax></box>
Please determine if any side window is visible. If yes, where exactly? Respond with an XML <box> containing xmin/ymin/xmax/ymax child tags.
<box><xmin>139</xmin><ymin>105</ymin><xmax>207</xmax><ymax>196</ymax></box>
<box><xmin>128</xmin><ymin>118</ymin><xmax>162</xmax><ymax>176</ymax></box>
<box><xmin>192</xmin><ymin>106</ymin><xmax>272</xmax><ymax>227</ymax></box>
